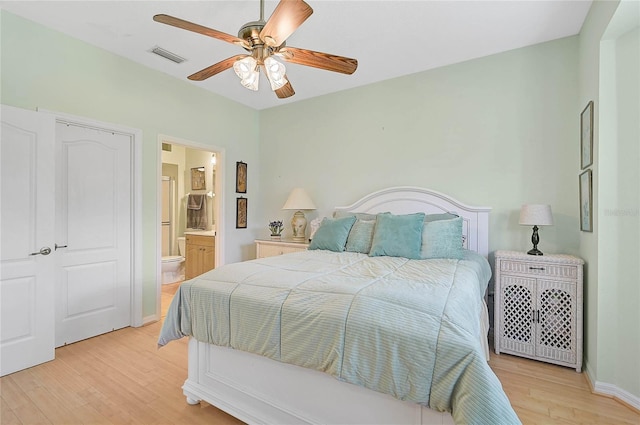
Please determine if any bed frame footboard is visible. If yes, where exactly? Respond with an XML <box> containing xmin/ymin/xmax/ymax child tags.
<box><xmin>183</xmin><ymin>338</ymin><xmax>454</xmax><ymax>425</ymax></box>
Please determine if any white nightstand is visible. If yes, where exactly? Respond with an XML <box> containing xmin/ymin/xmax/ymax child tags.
<box><xmin>255</xmin><ymin>238</ymin><xmax>309</xmax><ymax>259</ymax></box>
<box><xmin>494</xmin><ymin>250</ymin><xmax>584</xmax><ymax>372</ymax></box>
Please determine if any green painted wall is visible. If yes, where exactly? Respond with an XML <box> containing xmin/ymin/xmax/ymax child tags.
<box><xmin>579</xmin><ymin>0</ymin><xmax>640</xmax><ymax>402</ymax></box>
<box><xmin>259</xmin><ymin>36</ymin><xmax>581</xmax><ymax>260</ymax></box>
<box><xmin>605</xmin><ymin>24</ymin><xmax>640</xmax><ymax>397</ymax></box>
<box><xmin>0</xmin><ymin>11</ymin><xmax>261</xmax><ymax>319</ymax></box>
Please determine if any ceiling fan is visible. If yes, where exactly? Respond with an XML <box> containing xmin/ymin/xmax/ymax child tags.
<box><xmin>153</xmin><ymin>0</ymin><xmax>358</xmax><ymax>99</ymax></box>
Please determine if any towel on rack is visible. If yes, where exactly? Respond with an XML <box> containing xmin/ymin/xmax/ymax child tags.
<box><xmin>187</xmin><ymin>194</ymin><xmax>204</xmax><ymax>210</ymax></box>
<box><xmin>187</xmin><ymin>194</ymin><xmax>207</xmax><ymax>230</ymax></box>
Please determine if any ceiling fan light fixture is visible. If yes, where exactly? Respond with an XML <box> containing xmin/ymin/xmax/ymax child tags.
<box><xmin>240</xmin><ymin>71</ymin><xmax>260</xmax><ymax>91</ymax></box>
<box><xmin>233</xmin><ymin>56</ymin><xmax>260</xmax><ymax>90</ymax></box>
<box><xmin>153</xmin><ymin>0</ymin><xmax>357</xmax><ymax>99</ymax></box>
<box><xmin>264</xmin><ymin>56</ymin><xmax>288</xmax><ymax>90</ymax></box>
<box><xmin>233</xmin><ymin>56</ymin><xmax>257</xmax><ymax>78</ymax></box>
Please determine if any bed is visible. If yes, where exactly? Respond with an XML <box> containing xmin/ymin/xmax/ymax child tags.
<box><xmin>159</xmin><ymin>187</ymin><xmax>520</xmax><ymax>425</ymax></box>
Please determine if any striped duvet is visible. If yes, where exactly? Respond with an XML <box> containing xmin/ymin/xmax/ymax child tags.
<box><xmin>158</xmin><ymin>250</ymin><xmax>520</xmax><ymax>424</ymax></box>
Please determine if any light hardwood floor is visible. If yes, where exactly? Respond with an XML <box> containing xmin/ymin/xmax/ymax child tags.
<box><xmin>1</xmin><ymin>282</ymin><xmax>638</xmax><ymax>425</ymax></box>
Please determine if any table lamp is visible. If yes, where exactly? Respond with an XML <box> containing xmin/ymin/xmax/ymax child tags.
<box><xmin>282</xmin><ymin>188</ymin><xmax>316</xmax><ymax>242</ymax></box>
<box><xmin>519</xmin><ymin>204</ymin><xmax>553</xmax><ymax>255</ymax></box>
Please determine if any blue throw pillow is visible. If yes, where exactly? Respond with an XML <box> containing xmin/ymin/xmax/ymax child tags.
<box><xmin>308</xmin><ymin>216</ymin><xmax>357</xmax><ymax>252</ymax></box>
<box><xmin>345</xmin><ymin>219</ymin><xmax>376</xmax><ymax>254</ymax></box>
<box><xmin>420</xmin><ymin>216</ymin><xmax>464</xmax><ymax>259</ymax></box>
<box><xmin>369</xmin><ymin>212</ymin><xmax>425</xmax><ymax>259</ymax></box>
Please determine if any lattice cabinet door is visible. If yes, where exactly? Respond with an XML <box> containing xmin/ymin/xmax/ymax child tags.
<box><xmin>494</xmin><ymin>251</ymin><xmax>584</xmax><ymax>372</ymax></box>
<box><xmin>498</xmin><ymin>276</ymin><xmax>536</xmax><ymax>357</ymax></box>
<box><xmin>535</xmin><ymin>280</ymin><xmax>577</xmax><ymax>365</ymax></box>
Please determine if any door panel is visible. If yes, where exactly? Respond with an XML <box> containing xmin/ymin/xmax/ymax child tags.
<box><xmin>55</xmin><ymin>123</ymin><xmax>132</xmax><ymax>347</ymax></box>
<box><xmin>0</xmin><ymin>105</ymin><xmax>55</xmax><ymax>376</ymax></box>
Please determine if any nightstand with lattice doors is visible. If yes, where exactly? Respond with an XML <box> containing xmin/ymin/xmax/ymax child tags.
<box><xmin>494</xmin><ymin>250</ymin><xmax>584</xmax><ymax>372</ymax></box>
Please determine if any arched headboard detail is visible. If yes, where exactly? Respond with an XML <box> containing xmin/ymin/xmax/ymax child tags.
<box><xmin>334</xmin><ymin>186</ymin><xmax>491</xmax><ymax>258</ymax></box>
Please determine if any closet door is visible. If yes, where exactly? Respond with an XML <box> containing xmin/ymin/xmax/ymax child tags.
<box><xmin>0</xmin><ymin>105</ymin><xmax>56</xmax><ymax>376</ymax></box>
<box><xmin>55</xmin><ymin>121</ymin><xmax>132</xmax><ymax>347</ymax></box>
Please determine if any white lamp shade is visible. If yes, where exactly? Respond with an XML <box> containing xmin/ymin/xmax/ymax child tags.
<box><xmin>519</xmin><ymin>204</ymin><xmax>553</xmax><ymax>226</ymax></box>
<box><xmin>282</xmin><ymin>188</ymin><xmax>316</xmax><ymax>210</ymax></box>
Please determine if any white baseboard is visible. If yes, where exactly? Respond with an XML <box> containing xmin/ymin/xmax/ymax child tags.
<box><xmin>585</xmin><ymin>362</ymin><xmax>640</xmax><ymax>411</ymax></box>
<box><xmin>143</xmin><ymin>313</ymin><xmax>160</xmax><ymax>325</ymax></box>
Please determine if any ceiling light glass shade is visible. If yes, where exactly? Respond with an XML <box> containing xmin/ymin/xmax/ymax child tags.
<box><xmin>233</xmin><ymin>56</ymin><xmax>259</xmax><ymax>91</ymax></box>
<box><xmin>264</xmin><ymin>56</ymin><xmax>288</xmax><ymax>90</ymax></box>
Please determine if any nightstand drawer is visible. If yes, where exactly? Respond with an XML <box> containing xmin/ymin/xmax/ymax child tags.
<box><xmin>255</xmin><ymin>239</ymin><xmax>309</xmax><ymax>259</ymax></box>
<box><xmin>500</xmin><ymin>260</ymin><xmax>578</xmax><ymax>280</ymax></box>
<box><xmin>259</xmin><ymin>244</ymin><xmax>304</xmax><ymax>258</ymax></box>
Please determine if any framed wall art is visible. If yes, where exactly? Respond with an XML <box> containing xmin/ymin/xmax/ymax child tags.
<box><xmin>191</xmin><ymin>167</ymin><xmax>206</xmax><ymax>190</ymax></box>
<box><xmin>580</xmin><ymin>101</ymin><xmax>593</xmax><ymax>169</ymax></box>
<box><xmin>236</xmin><ymin>161</ymin><xmax>247</xmax><ymax>193</ymax></box>
<box><xmin>579</xmin><ymin>169</ymin><xmax>592</xmax><ymax>232</ymax></box>
<box><xmin>236</xmin><ymin>197</ymin><xmax>247</xmax><ymax>229</ymax></box>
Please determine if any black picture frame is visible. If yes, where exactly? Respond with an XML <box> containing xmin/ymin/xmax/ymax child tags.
<box><xmin>236</xmin><ymin>197</ymin><xmax>247</xmax><ymax>229</ymax></box>
<box><xmin>236</xmin><ymin>161</ymin><xmax>247</xmax><ymax>193</ymax></box>
<box><xmin>580</xmin><ymin>101</ymin><xmax>594</xmax><ymax>170</ymax></box>
<box><xmin>579</xmin><ymin>169</ymin><xmax>593</xmax><ymax>232</ymax></box>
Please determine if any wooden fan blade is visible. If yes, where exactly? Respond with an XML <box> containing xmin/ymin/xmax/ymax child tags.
<box><xmin>188</xmin><ymin>55</ymin><xmax>247</xmax><ymax>81</ymax></box>
<box><xmin>261</xmin><ymin>65</ymin><xmax>295</xmax><ymax>98</ymax></box>
<box><xmin>279</xmin><ymin>47</ymin><xmax>357</xmax><ymax>75</ymax></box>
<box><xmin>275</xmin><ymin>80</ymin><xmax>295</xmax><ymax>99</ymax></box>
<box><xmin>260</xmin><ymin>0</ymin><xmax>313</xmax><ymax>47</ymax></box>
<box><xmin>153</xmin><ymin>14</ymin><xmax>249</xmax><ymax>48</ymax></box>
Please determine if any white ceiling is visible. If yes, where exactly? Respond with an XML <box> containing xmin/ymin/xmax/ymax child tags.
<box><xmin>1</xmin><ymin>0</ymin><xmax>592</xmax><ymax>110</ymax></box>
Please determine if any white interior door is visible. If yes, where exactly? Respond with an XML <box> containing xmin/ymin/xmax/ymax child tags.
<box><xmin>55</xmin><ymin>122</ymin><xmax>132</xmax><ymax>347</ymax></box>
<box><xmin>0</xmin><ymin>105</ymin><xmax>56</xmax><ymax>376</ymax></box>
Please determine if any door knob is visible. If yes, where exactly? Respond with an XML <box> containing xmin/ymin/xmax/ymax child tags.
<box><xmin>30</xmin><ymin>246</ymin><xmax>52</xmax><ymax>256</ymax></box>
<box><xmin>55</xmin><ymin>243</ymin><xmax>68</xmax><ymax>250</ymax></box>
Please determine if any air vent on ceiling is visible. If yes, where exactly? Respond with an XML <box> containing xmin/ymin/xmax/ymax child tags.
<box><xmin>150</xmin><ymin>46</ymin><xmax>186</xmax><ymax>64</ymax></box>
<box><xmin>162</xmin><ymin>143</ymin><xmax>172</xmax><ymax>152</ymax></box>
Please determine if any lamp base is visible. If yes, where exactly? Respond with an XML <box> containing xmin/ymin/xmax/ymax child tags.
<box><xmin>527</xmin><ymin>225</ymin><xmax>543</xmax><ymax>255</ymax></box>
<box><xmin>290</xmin><ymin>211</ymin><xmax>307</xmax><ymax>243</ymax></box>
<box><xmin>527</xmin><ymin>248</ymin><xmax>544</xmax><ymax>256</ymax></box>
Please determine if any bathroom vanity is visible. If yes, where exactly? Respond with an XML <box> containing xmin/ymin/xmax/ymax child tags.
<box><xmin>184</xmin><ymin>233</ymin><xmax>215</xmax><ymax>279</ymax></box>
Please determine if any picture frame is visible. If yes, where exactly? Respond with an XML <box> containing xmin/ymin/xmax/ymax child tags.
<box><xmin>190</xmin><ymin>167</ymin><xmax>206</xmax><ymax>190</ymax></box>
<box><xmin>236</xmin><ymin>161</ymin><xmax>247</xmax><ymax>193</ymax></box>
<box><xmin>236</xmin><ymin>197</ymin><xmax>247</xmax><ymax>229</ymax></box>
<box><xmin>579</xmin><ymin>169</ymin><xmax>593</xmax><ymax>232</ymax></box>
<box><xmin>580</xmin><ymin>101</ymin><xmax>593</xmax><ymax>169</ymax></box>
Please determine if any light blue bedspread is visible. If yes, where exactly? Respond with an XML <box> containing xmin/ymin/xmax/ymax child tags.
<box><xmin>159</xmin><ymin>250</ymin><xmax>520</xmax><ymax>424</ymax></box>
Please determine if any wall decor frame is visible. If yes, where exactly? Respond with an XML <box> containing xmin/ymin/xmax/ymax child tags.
<box><xmin>236</xmin><ymin>197</ymin><xmax>247</xmax><ymax>229</ymax></box>
<box><xmin>579</xmin><ymin>169</ymin><xmax>593</xmax><ymax>232</ymax></box>
<box><xmin>236</xmin><ymin>161</ymin><xmax>247</xmax><ymax>193</ymax></box>
<box><xmin>580</xmin><ymin>101</ymin><xmax>593</xmax><ymax>169</ymax></box>
<box><xmin>191</xmin><ymin>167</ymin><xmax>206</xmax><ymax>190</ymax></box>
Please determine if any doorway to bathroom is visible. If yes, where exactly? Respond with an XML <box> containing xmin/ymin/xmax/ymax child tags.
<box><xmin>156</xmin><ymin>134</ymin><xmax>224</xmax><ymax>319</ymax></box>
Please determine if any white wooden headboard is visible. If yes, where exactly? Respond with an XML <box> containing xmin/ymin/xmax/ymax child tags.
<box><xmin>334</xmin><ymin>186</ymin><xmax>491</xmax><ymax>258</ymax></box>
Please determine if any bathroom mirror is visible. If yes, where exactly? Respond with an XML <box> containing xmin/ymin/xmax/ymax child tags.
<box><xmin>191</xmin><ymin>167</ymin><xmax>206</xmax><ymax>190</ymax></box>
